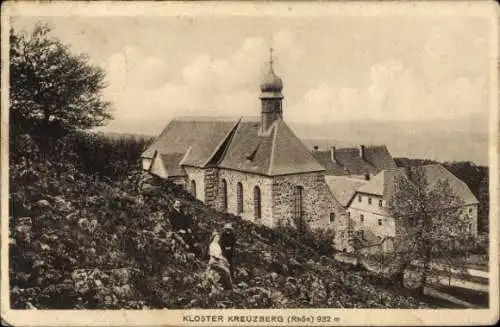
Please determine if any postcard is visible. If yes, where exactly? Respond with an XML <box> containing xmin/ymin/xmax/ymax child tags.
<box><xmin>1</xmin><ymin>1</ymin><xmax>498</xmax><ymax>326</ymax></box>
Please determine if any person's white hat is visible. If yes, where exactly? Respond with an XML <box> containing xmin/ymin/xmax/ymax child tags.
<box><xmin>173</xmin><ymin>200</ymin><xmax>181</xmax><ymax>207</ymax></box>
<box><xmin>223</xmin><ymin>223</ymin><xmax>233</xmax><ymax>230</ymax></box>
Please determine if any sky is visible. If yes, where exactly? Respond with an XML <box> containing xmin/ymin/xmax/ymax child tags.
<box><xmin>10</xmin><ymin>4</ymin><xmax>495</xmax><ymax>136</ymax></box>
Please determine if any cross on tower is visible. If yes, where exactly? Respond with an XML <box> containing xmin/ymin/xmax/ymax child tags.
<box><xmin>269</xmin><ymin>47</ymin><xmax>274</xmax><ymax>69</ymax></box>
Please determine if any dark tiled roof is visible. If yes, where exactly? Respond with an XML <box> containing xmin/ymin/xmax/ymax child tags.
<box><xmin>334</xmin><ymin>147</ymin><xmax>378</xmax><ymax>176</ymax></box>
<box><xmin>312</xmin><ymin>151</ymin><xmax>349</xmax><ymax>176</ymax></box>
<box><xmin>363</xmin><ymin>145</ymin><xmax>398</xmax><ymax>170</ymax></box>
<box><xmin>218</xmin><ymin>119</ymin><xmax>325</xmax><ymax>176</ymax></box>
<box><xmin>313</xmin><ymin>145</ymin><xmax>397</xmax><ymax>176</ymax></box>
<box><xmin>270</xmin><ymin>121</ymin><xmax>326</xmax><ymax>175</ymax></box>
<box><xmin>141</xmin><ymin>117</ymin><xmax>239</xmax><ymax>167</ymax></box>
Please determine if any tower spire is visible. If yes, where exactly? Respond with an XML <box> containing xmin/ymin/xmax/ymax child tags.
<box><xmin>269</xmin><ymin>47</ymin><xmax>274</xmax><ymax>71</ymax></box>
<box><xmin>260</xmin><ymin>47</ymin><xmax>284</xmax><ymax>134</ymax></box>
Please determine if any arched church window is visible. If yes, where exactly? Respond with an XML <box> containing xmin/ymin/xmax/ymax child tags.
<box><xmin>236</xmin><ymin>182</ymin><xmax>243</xmax><ymax>214</ymax></box>
<box><xmin>191</xmin><ymin>180</ymin><xmax>196</xmax><ymax>198</ymax></box>
<box><xmin>254</xmin><ymin>186</ymin><xmax>261</xmax><ymax>220</ymax></box>
<box><xmin>221</xmin><ymin>179</ymin><xmax>228</xmax><ymax>212</ymax></box>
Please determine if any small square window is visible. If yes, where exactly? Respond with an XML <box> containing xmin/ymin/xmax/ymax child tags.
<box><xmin>378</xmin><ymin>218</ymin><xmax>382</xmax><ymax>226</ymax></box>
<box><xmin>368</xmin><ymin>197</ymin><xmax>372</xmax><ymax>205</ymax></box>
<box><xmin>358</xmin><ymin>195</ymin><xmax>362</xmax><ymax>202</ymax></box>
<box><xmin>379</xmin><ymin>200</ymin><xmax>383</xmax><ymax>207</ymax></box>
<box><xmin>360</xmin><ymin>214</ymin><xmax>364</xmax><ymax>223</ymax></box>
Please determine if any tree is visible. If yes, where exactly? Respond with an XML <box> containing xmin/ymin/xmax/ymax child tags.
<box><xmin>386</xmin><ymin>167</ymin><xmax>471</xmax><ymax>294</ymax></box>
<box><xmin>9</xmin><ymin>22</ymin><xmax>112</xmax><ymax>143</ymax></box>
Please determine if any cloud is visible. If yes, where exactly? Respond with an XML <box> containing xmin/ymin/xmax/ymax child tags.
<box><xmin>101</xmin><ymin>31</ymin><xmax>305</xmax><ymax>134</ymax></box>
<box><xmin>99</xmin><ymin>22</ymin><xmax>488</xmax><ymax>133</ymax></box>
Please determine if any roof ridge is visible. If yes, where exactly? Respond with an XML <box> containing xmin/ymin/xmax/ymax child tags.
<box><xmin>204</xmin><ymin>118</ymin><xmax>242</xmax><ymax>167</ymax></box>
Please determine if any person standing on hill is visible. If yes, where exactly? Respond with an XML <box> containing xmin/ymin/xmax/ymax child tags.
<box><xmin>219</xmin><ymin>223</ymin><xmax>236</xmax><ymax>278</ymax></box>
<box><xmin>168</xmin><ymin>200</ymin><xmax>194</xmax><ymax>248</ymax></box>
<box><xmin>207</xmin><ymin>231</ymin><xmax>232</xmax><ymax>290</ymax></box>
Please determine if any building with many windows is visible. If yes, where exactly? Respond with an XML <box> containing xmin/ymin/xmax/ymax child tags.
<box><xmin>326</xmin><ymin>165</ymin><xmax>479</xmax><ymax>253</ymax></box>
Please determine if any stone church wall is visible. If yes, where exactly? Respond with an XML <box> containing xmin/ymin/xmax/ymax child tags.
<box><xmin>272</xmin><ymin>172</ymin><xmax>345</xmax><ymax>230</ymax></box>
<box><xmin>184</xmin><ymin>166</ymin><xmax>206</xmax><ymax>203</ymax></box>
<box><xmin>218</xmin><ymin>169</ymin><xmax>274</xmax><ymax>227</ymax></box>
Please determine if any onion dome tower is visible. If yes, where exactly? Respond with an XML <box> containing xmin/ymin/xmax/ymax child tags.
<box><xmin>260</xmin><ymin>48</ymin><xmax>284</xmax><ymax>134</ymax></box>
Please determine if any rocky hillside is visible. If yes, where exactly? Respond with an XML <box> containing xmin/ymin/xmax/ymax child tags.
<box><xmin>9</xmin><ymin>135</ymin><xmax>431</xmax><ymax>309</ymax></box>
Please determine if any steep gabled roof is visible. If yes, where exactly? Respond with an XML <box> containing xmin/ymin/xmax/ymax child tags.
<box><xmin>141</xmin><ymin>117</ymin><xmax>239</xmax><ymax>168</ymax></box>
<box><xmin>325</xmin><ymin>176</ymin><xmax>368</xmax><ymax>207</ymax></box>
<box><xmin>218</xmin><ymin>119</ymin><xmax>325</xmax><ymax>176</ymax></box>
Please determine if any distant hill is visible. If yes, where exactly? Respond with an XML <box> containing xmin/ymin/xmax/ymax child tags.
<box><xmin>98</xmin><ymin>131</ymin><xmax>154</xmax><ymax>142</ymax></box>
<box><xmin>290</xmin><ymin>113</ymin><xmax>489</xmax><ymax>166</ymax></box>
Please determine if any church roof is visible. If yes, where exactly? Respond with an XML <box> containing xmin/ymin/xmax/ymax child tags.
<box><xmin>143</xmin><ymin>116</ymin><xmax>325</xmax><ymax>176</ymax></box>
<box><xmin>141</xmin><ymin>117</ymin><xmax>239</xmax><ymax>167</ymax></box>
<box><xmin>218</xmin><ymin>119</ymin><xmax>325</xmax><ymax>176</ymax></box>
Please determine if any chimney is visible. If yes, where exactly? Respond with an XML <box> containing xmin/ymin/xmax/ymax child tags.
<box><xmin>330</xmin><ymin>146</ymin><xmax>336</xmax><ymax>163</ymax></box>
<box><xmin>359</xmin><ymin>145</ymin><xmax>365</xmax><ymax>160</ymax></box>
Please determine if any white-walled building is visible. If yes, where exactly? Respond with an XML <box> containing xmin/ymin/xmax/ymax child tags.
<box><xmin>326</xmin><ymin>165</ymin><xmax>479</xmax><ymax>254</ymax></box>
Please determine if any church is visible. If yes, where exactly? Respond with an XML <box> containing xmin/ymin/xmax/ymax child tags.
<box><xmin>141</xmin><ymin>50</ymin><xmax>479</xmax><ymax>254</ymax></box>
<box><xmin>141</xmin><ymin>51</ymin><xmax>343</xmax><ymax>229</ymax></box>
